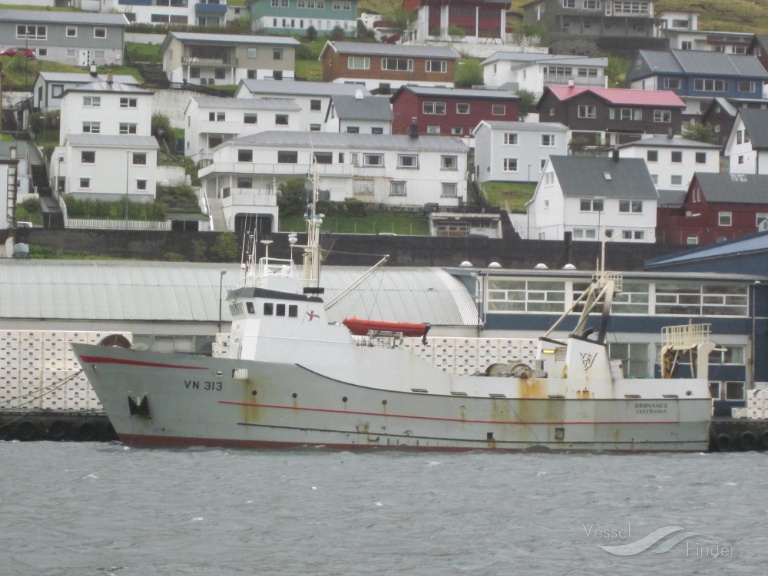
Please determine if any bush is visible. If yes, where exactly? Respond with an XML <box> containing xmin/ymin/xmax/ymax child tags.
<box><xmin>305</xmin><ymin>25</ymin><xmax>317</xmax><ymax>41</ymax></box>
<box><xmin>211</xmin><ymin>232</ymin><xmax>240</xmax><ymax>262</ymax></box>
<box><xmin>329</xmin><ymin>25</ymin><xmax>346</xmax><ymax>41</ymax></box>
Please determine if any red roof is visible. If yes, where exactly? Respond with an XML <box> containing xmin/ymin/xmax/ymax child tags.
<box><xmin>546</xmin><ymin>85</ymin><xmax>685</xmax><ymax>107</ymax></box>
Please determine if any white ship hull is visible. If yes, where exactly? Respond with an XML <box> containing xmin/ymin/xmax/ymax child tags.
<box><xmin>72</xmin><ymin>343</ymin><xmax>712</xmax><ymax>452</ymax></box>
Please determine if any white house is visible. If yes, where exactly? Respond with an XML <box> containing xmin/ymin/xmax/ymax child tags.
<box><xmin>481</xmin><ymin>52</ymin><xmax>608</xmax><ymax>95</ymax></box>
<box><xmin>617</xmin><ymin>134</ymin><xmax>721</xmax><ymax>190</ymax></box>
<box><xmin>724</xmin><ymin>108</ymin><xmax>768</xmax><ymax>174</ymax></box>
<box><xmin>525</xmin><ymin>155</ymin><xmax>658</xmax><ymax>242</ymax></box>
<box><xmin>472</xmin><ymin>120</ymin><xmax>569</xmax><ymax>183</ymax></box>
<box><xmin>198</xmin><ymin>131</ymin><xmax>469</xmax><ymax>230</ymax></box>
<box><xmin>99</xmin><ymin>0</ymin><xmax>229</xmax><ymax>26</ymax></box>
<box><xmin>184</xmin><ymin>95</ymin><xmax>301</xmax><ymax>163</ymax></box>
<box><xmin>58</xmin><ymin>78</ymin><xmax>154</xmax><ymax>146</ymax></box>
<box><xmin>655</xmin><ymin>10</ymin><xmax>752</xmax><ymax>53</ymax></box>
<box><xmin>57</xmin><ymin>134</ymin><xmax>159</xmax><ymax>203</ymax></box>
<box><xmin>32</xmin><ymin>71</ymin><xmax>139</xmax><ymax>114</ymax></box>
<box><xmin>234</xmin><ymin>79</ymin><xmax>371</xmax><ymax>132</ymax></box>
<box><xmin>323</xmin><ymin>92</ymin><xmax>393</xmax><ymax>134</ymax></box>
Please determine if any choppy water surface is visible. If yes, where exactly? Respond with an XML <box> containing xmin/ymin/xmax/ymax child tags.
<box><xmin>0</xmin><ymin>442</ymin><xmax>765</xmax><ymax>575</ymax></box>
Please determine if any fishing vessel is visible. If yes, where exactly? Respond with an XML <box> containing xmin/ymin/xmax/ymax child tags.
<box><xmin>71</xmin><ymin>174</ymin><xmax>715</xmax><ymax>452</ymax></box>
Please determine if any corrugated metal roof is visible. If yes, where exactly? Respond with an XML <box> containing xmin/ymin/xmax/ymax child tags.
<box><xmin>630</xmin><ymin>49</ymin><xmax>768</xmax><ymax>80</ymax></box>
<box><xmin>38</xmin><ymin>72</ymin><xmax>139</xmax><ymax>84</ymax></box>
<box><xmin>394</xmin><ymin>86</ymin><xmax>517</xmax><ymax>100</ymax></box>
<box><xmin>475</xmin><ymin>120</ymin><xmax>569</xmax><ymax>133</ymax></box>
<box><xmin>481</xmin><ymin>52</ymin><xmax>607</xmax><ymax>67</ymax></box>
<box><xmin>550</xmin><ymin>155</ymin><xmax>658</xmax><ymax>200</ymax></box>
<box><xmin>65</xmin><ymin>134</ymin><xmax>159</xmax><ymax>148</ymax></box>
<box><xmin>190</xmin><ymin>95</ymin><xmax>301</xmax><ymax>111</ymax></box>
<box><xmin>168</xmin><ymin>32</ymin><xmax>300</xmax><ymax>45</ymax></box>
<box><xmin>617</xmin><ymin>134</ymin><xmax>720</xmax><ymax>149</ymax></box>
<box><xmin>325</xmin><ymin>41</ymin><xmax>460</xmax><ymax>59</ymax></box>
<box><xmin>233</xmin><ymin>130</ymin><xmax>468</xmax><ymax>152</ymax></box>
<box><xmin>696</xmin><ymin>172</ymin><xmax>768</xmax><ymax>203</ymax></box>
<box><xmin>0</xmin><ymin>9</ymin><xmax>128</xmax><ymax>26</ymax></box>
<box><xmin>646</xmin><ymin>231</ymin><xmax>768</xmax><ymax>269</ymax></box>
<box><xmin>546</xmin><ymin>85</ymin><xmax>685</xmax><ymax>107</ymax></box>
<box><xmin>0</xmin><ymin>261</ymin><xmax>477</xmax><ymax>326</ymax></box>
<box><xmin>63</xmin><ymin>81</ymin><xmax>153</xmax><ymax>95</ymax></box>
<box><xmin>239</xmin><ymin>79</ymin><xmax>371</xmax><ymax>97</ymax></box>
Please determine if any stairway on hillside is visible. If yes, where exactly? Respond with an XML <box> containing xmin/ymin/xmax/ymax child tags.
<box><xmin>207</xmin><ymin>197</ymin><xmax>228</xmax><ymax>231</ymax></box>
<box><xmin>30</xmin><ymin>164</ymin><xmax>64</xmax><ymax>229</ymax></box>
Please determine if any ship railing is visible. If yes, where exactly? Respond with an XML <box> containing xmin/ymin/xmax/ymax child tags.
<box><xmin>662</xmin><ymin>322</ymin><xmax>712</xmax><ymax>349</ymax></box>
<box><xmin>592</xmin><ymin>271</ymin><xmax>623</xmax><ymax>292</ymax></box>
<box><xmin>258</xmin><ymin>256</ymin><xmax>295</xmax><ymax>278</ymax></box>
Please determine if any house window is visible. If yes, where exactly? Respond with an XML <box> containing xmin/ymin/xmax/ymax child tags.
<box><xmin>441</xmin><ymin>155</ymin><xmax>458</xmax><ymax>170</ymax></box>
<box><xmin>646</xmin><ymin>150</ymin><xmax>658</xmax><ymax>162</ymax></box>
<box><xmin>273</xmin><ymin>71</ymin><xmax>283</xmax><ymax>81</ymax></box>
<box><xmin>583</xmin><ymin>0</ymin><xmax>599</xmax><ymax>7</ymax></box>
<box><xmin>738</xmin><ymin>81</ymin><xmax>756</xmax><ymax>93</ymax></box>
<box><xmin>504</xmin><ymin>133</ymin><xmax>518</xmax><ymax>145</ymax></box>
<box><xmin>310</xmin><ymin>99</ymin><xmax>321</xmax><ymax>111</ymax></box>
<box><xmin>190</xmin><ymin>67</ymin><xmax>200</xmax><ymax>79</ymax></box>
<box><xmin>563</xmin><ymin>0</ymin><xmax>576</xmax><ymax>6</ymax></box>
<box><xmin>663</xmin><ymin>78</ymin><xmax>682</xmax><ymax>89</ymax></box>
<box><xmin>653</xmin><ymin>110</ymin><xmax>671</xmax><ymax>123</ymax></box>
<box><xmin>456</xmin><ymin>103</ymin><xmax>470</xmax><ymax>114</ymax></box>
<box><xmin>503</xmin><ymin>158</ymin><xmax>518</xmax><ymax>172</ymax></box>
<box><xmin>120</xmin><ymin>98</ymin><xmax>138</xmax><ymax>108</ymax></box>
<box><xmin>238</xmin><ymin>150</ymin><xmax>253</xmax><ymax>162</ymax></box>
<box><xmin>390</xmin><ymin>181</ymin><xmax>406</xmax><ymax>196</ymax></box>
<box><xmin>277</xmin><ymin>151</ymin><xmax>298</xmax><ymax>163</ymax></box>
<box><xmin>247</xmin><ymin>48</ymin><xmax>258</xmax><ymax>59</ymax></box>
<box><xmin>346</xmin><ymin>126</ymin><xmax>359</xmax><ymax>133</ymax></box>
<box><xmin>671</xmin><ymin>175</ymin><xmax>683</xmax><ymax>185</ymax></box>
<box><xmin>687</xmin><ymin>236</ymin><xmax>699</xmax><ymax>245</ymax></box>
<box><xmin>694</xmin><ymin>78</ymin><xmax>725</xmax><ymax>92</ymax></box>
<box><xmin>237</xmin><ymin>178</ymin><xmax>253</xmax><ymax>188</ymax></box>
<box><xmin>273</xmin><ymin>49</ymin><xmax>283</xmax><ymax>60</ymax></box>
<box><xmin>423</xmin><ymin>101</ymin><xmax>446</xmax><ymax>115</ymax></box>
<box><xmin>66</xmin><ymin>26</ymin><xmax>77</xmax><ymax>37</ymax></box>
<box><xmin>244</xmin><ymin>114</ymin><xmax>258</xmax><ymax>124</ymax></box>
<box><xmin>541</xmin><ymin>134</ymin><xmax>556</xmax><ymax>146</ymax></box>
<box><xmin>209</xmin><ymin>112</ymin><xmax>225</xmax><ymax>121</ymax></box>
<box><xmin>578</xmin><ymin>105</ymin><xmax>596</xmax><ymax>119</ymax></box>
<box><xmin>492</xmin><ymin>104</ymin><xmax>506</xmax><ymax>116</ymax></box>
<box><xmin>119</xmin><ymin>123</ymin><xmax>137</xmax><ymax>134</ymax></box>
<box><xmin>52</xmin><ymin>84</ymin><xmax>64</xmax><ymax>98</ymax></box>
<box><xmin>719</xmin><ymin>212</ymin><xmax>732</xmax><ymax>226</ymax></box>
<box><xmin>136</xmin><ymin>179</ymin><xmax>147</xmax><ymax>191</ymax></box>
<box><xmin>441</xmin><ymin>183</ymin><xmax>458</xmax><ymax>197</ymax></box>
<box><xmin>398</xmin><ymin>154</ymin><xmax>418</xmax><ymax>168</ymax></box>
<box><xmin>671</xmin><ymin>151</ymin><xmax>682</xmax><ymax>163</ymax></box>
<box><xmin>348</xmin><ymin>57</ymin><xmax>370</xmax><ymax>69</ymax></box>
<box><xmin>17</xmin><ymin>25</ymin><xmax>46</xmax><ymax>40</ymax></box>
<box><xmin>314</xmin><ymin>152</ymin><xmax>333</xmax><ymax>164</ymax></box>
<box><xmin>94</xmin><ymin>27</ymin><xmax>106</xmax><ymax>39</ymax></box>
<box><xmin>83</xmin><ymin>96</ymin><xmax>100</xmax><ymax>107</ymax></box>
<box><xmin>310</xmin><ymin>124</ymin><xmax>321</xmax><ymax>131</ymax></box>
<box><xmin>580</xmin><ymin>198</ymin><xmax>603</xmax><ymax>212</ymax></box>
<box><xmin>81</xmin><ymin>151</ymin><xmax>95</xmax><ymax>164</ymax></box>
<box><xmin>275</xmin><ymin>114</ymin><xmax>289</xmax><ymax>125</ymax></box>
<box><xmin>451</xmin><ymin>127</ymin><xmax>463</xmax><ymax>135</ymax></box>
<box><xmin>79</xmin><ymin>178</ymin><xmax>90</xmax><ymax>189</ymax></box>
<box><xmin>132</xmin><ymin>153</ymin><xmax>147</xmax><ymax>166</ymax></box>
<box><xmin>82</xmin><ymin>122</ymin><xmax>100</xmax><ymax>134</ymax></box>
<box><xmin>619</xmin><ymin>200</ymin><xmax>642</xmax><ymax>213</ymax></box>
<box><xmin>382</xmin><ymin>58</ymin><xmax>413</xmax><ymax>71</ymax></box>
<box><xmin>696</xmin><ymin>152</ymin><xmax>707</xmax><ymax>164</ymax></box>
<box><xmin>363</xmin><ymin>154</ymin><xmax>383</xmax><ymax>166</ymax></box>
<box><xmin>427</xmin><ymin>126</ymin><xmax>440</xmax><ymax>134</ymax></box>
<box><xmin>215</xmin><ymin>69</ymin><xmax>225</xmax><ymax>80</ymax></box>
<box><xmin>426</xmin><ymin>60</ymin><xmax>447</xmax><ymax>73</ymax></box>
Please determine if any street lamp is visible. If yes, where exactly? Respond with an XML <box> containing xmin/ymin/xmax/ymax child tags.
<box><xmin>218</xmin><ymin>270</ymin><xmax>227</xmax><ymax>333</ymax></box>
<box><xmin>125</xmin><ymin>151</ymin><xmax>131</xmax><ymax>227</ymax></box>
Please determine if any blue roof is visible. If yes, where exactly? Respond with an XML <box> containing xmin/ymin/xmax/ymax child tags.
<box><xmin>646</xmin><ymin>231</ymin><xmax>768</xmax><ymax>269</ymax></box>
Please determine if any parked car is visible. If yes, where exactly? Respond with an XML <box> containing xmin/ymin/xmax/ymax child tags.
<box><xmin>0</xmin><ymin>48</ymin><xmax>36</xmax><ymax>59</ymax></box>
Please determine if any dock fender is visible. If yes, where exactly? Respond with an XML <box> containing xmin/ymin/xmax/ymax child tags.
<box><xmin>16</xmin><ymin>420</ymin><xmax>38</xmax><ymax>442</ymax></box>
<box><xmin>48</xmin><ymin>419</ymin><xmax>69</xmax><ymax>441</ymax></box>
<box><xmin>761</xmin><ymin>429</ymin><xmax>768</xmax><ymax>451</ymax></box>
<box><xmin>76</xmin><ymin>421</ymin><xmax>96</xmax><ymax>442</ymax></box>
<box><xmin>715</xmin><ymin>433</ymin><xmax>733</xmax><ymax>452</ymax></box>
<box><xmin>738</xmin><ymin>430</ymin><xmax>758</xmax><ymax>451</ymax></box>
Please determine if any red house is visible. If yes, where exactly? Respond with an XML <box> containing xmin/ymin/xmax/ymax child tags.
<box><xmin>402</xmin><ymin>0</ymin><xmax>509</xmax><ymax>42</ymax></box>
<box><xmin>657</xmin><ymin>173</ymin><xmax>768</xmax><ymax>246</ymax></box>
<box><xmin>390</xmin><ymin>86</ymin><xmax>518</xmax><ymax>138</ymax></box>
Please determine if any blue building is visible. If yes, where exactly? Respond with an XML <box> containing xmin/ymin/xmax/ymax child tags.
<box><xmin>248</xmin><ymin>0</ymin><xmax>358</xmax><ymax>37</ymax></box>
<box><xmin>626</xmin><ymin>49</ymin><xmax>768</xmax><ymax>122</ymax></box>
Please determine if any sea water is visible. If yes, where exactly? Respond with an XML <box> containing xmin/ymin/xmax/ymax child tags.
<box><xmin>0</xmin><ymin>442</ymin><xmax>765</xmax><ymax>575</ymax></box>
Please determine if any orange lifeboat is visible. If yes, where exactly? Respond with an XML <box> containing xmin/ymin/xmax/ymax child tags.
<box><xmin>342</xmin><ymin>317</ymin><xmax>430</xmax><ymax>338</ymax></box>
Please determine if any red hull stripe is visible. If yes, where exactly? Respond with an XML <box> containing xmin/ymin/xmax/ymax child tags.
<box><xmin>117</xmin><ymin>433</ymin><xmax>704</xmax><ymax>452</ymax></box>
<box><xmin>79</xmin><ymin>355</ymin><xmax>207</xmax><ymax>370</ymax></box>
<box><xmin>218</xmin><ymin>400</ymin><xmax>681</xmax><ymax>426</ymax></box>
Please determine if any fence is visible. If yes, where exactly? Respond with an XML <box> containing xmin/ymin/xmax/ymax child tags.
<box><xmin>66</xmin><ymin>219</ymin><xmax>171</xmax><ymax>231</ymax></box>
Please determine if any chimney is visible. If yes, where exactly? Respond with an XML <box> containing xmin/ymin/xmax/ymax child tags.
<box><xmin>409</xmin><ymin>116</ymin><xmax>418</xmax><ymax>139</ymax></box>
<box><xmin>568</xmin><ymin>79</ymin><xmax>574</xmax><ymax>87</ymax></box>
<box><xmin>89</xmin><ymin>65</ymin><xmax>97</xmax><ymax>78</ymax></box>
<box><xmin>355</xmin><ymin>88</ymin><xmax>363</xmax><ymax>99</ymax></box>
<box><xmin>612</xmin><ymin>149</ymin><xmax>619</xmax><ymax>162</ymax></box>
<box><xmin>667</xmin><ymin>128</ymin><xmax>673</xmax><ymax>139</ymax></box>
<box><xmin>107</xmin><ymin>71</ymin><xmax>113</xmax><ymax>85</ymax></box>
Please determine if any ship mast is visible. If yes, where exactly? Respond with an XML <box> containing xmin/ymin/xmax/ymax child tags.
<box><xmin>302</xmin><ymin>162</ymin><xmax>323</xmax><ymax>290</ymax></box>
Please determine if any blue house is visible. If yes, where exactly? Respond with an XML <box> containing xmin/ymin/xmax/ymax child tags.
<box><xmin>625</xmin><ymin>49</ymin><xmax>768</xmax><ymax>122</ymax></box>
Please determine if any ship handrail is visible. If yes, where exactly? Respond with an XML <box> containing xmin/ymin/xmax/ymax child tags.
<box><xmin>661</xmin><ymin>322</ymin><xmax>712</xmax><ymax>348</ymax></box>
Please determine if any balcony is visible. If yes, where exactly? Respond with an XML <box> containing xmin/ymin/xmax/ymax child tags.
<box><xmin>199</xmin><ymin>161</ymin><xmax>354</xmax><ymax>179</ymax></box>
<box><xmin>544</xmin><ymin>73</ymin><xmax>606</xmax><ymax>87</ymax></box>
<box><xmin>221</xmin><ymin>188</ymin><xmax>278</xmax><ymax>208</ymax></box>
<box><xmin>195</xmin><ymin>2</ymin><xmax>227</xmax><ymax>13</ymax></box>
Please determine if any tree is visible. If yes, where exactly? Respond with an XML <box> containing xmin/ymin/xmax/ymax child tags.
<box><xmin>329</xmin><ymin>25</ymin><xmax>346</xmax><ymax>41</ymax></box>
<box><xmin>305</xmin><ymin>25</ymin><xmax>317</xmax><ymax>41</ymax></box>
<box><xmin>454</xmin><ymin>59</ymin><xmax>483</xmax><ymax>88</ymax></box>
<box><xmin>682</xmin><ymin>122</ymin><xmax>716</xmax><ymax>145</ymax></box>
<box><xmin>447</xmin><ymin>25</ymin><xmax>466</xmax><ymax>42</ymax></box>
<box><xmin>152</xmin><ymin>113</ymin><xmax>174</xmax><ymax>149</ymax></box>
<box><xmin>381</xmin><ymin>8</ymin><xmax>417</xmax><ymax>42</ymax></box>
<box><xmin>211</xmin><ymin>232</ymin><xmax>240</xmax><ymax>262</ymax></box>
<box><xmin>515</xmin><ymin>89</ymin><xmax>537</xmax><ymax>121</ymax></box>
<box><xmin>278</xmin><ymin>179</ymin><xmax>308</xmax><ymax>217</ymax></box>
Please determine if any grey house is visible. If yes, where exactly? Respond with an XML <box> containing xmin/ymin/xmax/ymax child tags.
<box><xmin>324</xmin><ymin>94</ymin><xmax>393</xmax><ymax>134</ymax></box>
<box><xmin>0</xmin><ymin>10</ymin><xmax>128</xmax><ymax>67</ymax></box>
<box><xmin>32</xmin><ymin>71</ymin><xmax>139</xmax><ymax>114</ymax></box>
